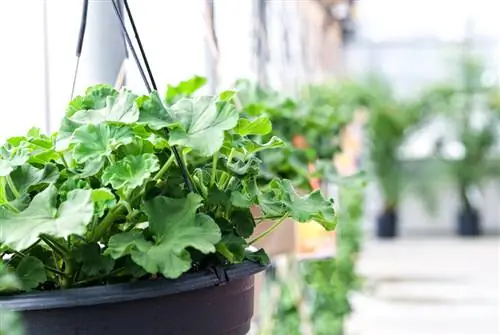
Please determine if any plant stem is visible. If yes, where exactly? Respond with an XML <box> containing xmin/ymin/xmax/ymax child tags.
<box><xmin>210</xmin><ymin>152</ymin><xmax>218</xmax><ymax>187</ymax></box>
<box><xmin>227</xmin><ymin>148</ymin><xmax>235</xmax><ymax>164</ymax></box>
<box><xmin>217</xmin><ymin>148</ymin><xmax>235</xmax><ymax>190</ymax></box>
<box><xmin>153</xmin><ymin>154</ymin><xmax>175</xmax><ymax>181</ymax></box>
<box><xmin>218</xmin><ymin>173</ymin><xmax>229</xmax><ymax>189</ymax></box>
<box><xmin>72</xmin><ymin>267</ymin><xmax>127</xmax><ymax>286</ymax></box>
<box><xmin>58</xmin><ymin>152</ymin><xmax>70</xmax><ymax>169</ymax></box>
<box><xmin>5</xmin><ymin>176</ymin><xmax>19</xmax><ymax>198</ymax></box>
<box><xmin>248</xmin><ymin>214</ymin><xmax>289</xmax><ymax>245</ymax></box>
<box><xmin>45</xmin><ymin>266</ymin><xmax>68</xmax><ymax>277</ymax></box>
<box><xmin>107</xmin><ymin>155</ymin><xmax>115</xmax><ymax>165</ymax></box>
<box><xmin>221</xmin><ymin>176</ymin><xmax>234</xmax><ymax>190</ymax></box>
<box><xmin>254</xmin><ymin>215</ymin><xmax>285</xmax><ymax>222</ymax></box>
<box><xmin>91</xmin><ymin>205</ymin><xmax>126</xmax><ymax>242</ymax></box>
<box><xmin>40</xmin><ymin>234</ymin><xmax>69</xmax><ymax>258</ymax></box>
<box><xmin>2</xmin><ymin>202</ymin><xmax>19</xmax><ymax>213</ymax></box>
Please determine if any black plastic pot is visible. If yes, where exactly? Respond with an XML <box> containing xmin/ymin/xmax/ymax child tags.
<box><xmin>0</xmin><ymin>261</ymin><xmax>266</xmax><ymax>335</ymax></box>
<box><xmin>457</xmin><ymin>208</ymin><xmax>481</xmax><ymax>236</ymax></box>
<box><xmin>376</xmin><ymin>209</ymin><xmax>397</xmax><ymax>238</ymax></box>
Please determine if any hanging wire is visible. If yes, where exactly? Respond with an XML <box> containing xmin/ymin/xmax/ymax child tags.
<box><xmin>110</xmin><ymin>0</ymin><xmax>151</xmax><ymax>92</ymax></box>
<box><xmin>110</xmin><ymin>0</ymin><xmax>194</xmax><ymax>193</ymax></box>
<box><xmin>122</xmin><ymin>0</ymin><xmax>157</xmax><ymax>90</ymax></box>
<box><xmin>70</xmin><ymin>0</ymin><xmax>90</xmax><ymax>100</ymax></box>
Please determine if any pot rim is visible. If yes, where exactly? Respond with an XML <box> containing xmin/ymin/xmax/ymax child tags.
<box><xmin>0</xmin><ymin>261</ymin><xmax>266</xmax><ymax>311</ymax></box>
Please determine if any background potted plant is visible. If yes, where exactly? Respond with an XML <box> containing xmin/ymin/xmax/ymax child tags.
<box><xmin>366</xmin><ymin>94</ymin><xmax>423</xmax><ymax>238</ymax></box>
<box><xmin>425</xmin><ymin>55</ymin><xmax>500</xmax><ymax>236</ymax></box>
<box><xmin>0</xmin><ymin>78</ymin><xmax>336</xmax><ymax>335</ymax></box>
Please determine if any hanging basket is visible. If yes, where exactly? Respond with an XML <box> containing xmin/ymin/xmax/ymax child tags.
<box><xmin>0</xmin><ymin>2</ymin><xmax>268</xmax><ymax>334</ymax></box>
<box><xmin>0</xmin><ymin>262</ymin><xmax>265</xmax><ymax>335</ymax></box>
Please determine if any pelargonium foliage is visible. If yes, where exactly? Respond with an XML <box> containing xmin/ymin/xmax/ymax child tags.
<box><xmin>0</xmin><ymin>77</ymin><xmax>336</xmax><ymax>292</ymax></box>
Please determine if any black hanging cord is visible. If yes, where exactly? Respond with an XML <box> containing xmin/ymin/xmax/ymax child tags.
<box><xmin>110</xmin><ymin>0</ymin><xmax>194</xmax><ymax>193</ymax></box>
<box><xmin>110</xmin><ymin>0</ymin><xmax>151</xmax><ymax>92</ymax></box>
<box><xmin>70</xmin><ymin>0</ymin><xmax>90</xmax><ymax>99</ymax></box>
<box><xmin>123</xmin><ymin>0</ymin><xmax>157</xmax><ymax>90</ymax></box>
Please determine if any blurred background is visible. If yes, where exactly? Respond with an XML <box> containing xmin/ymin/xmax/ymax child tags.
<box><xmin>0</xmin><ymin>0</ymin><xmax>499</xmax><ymax>334</ymax></box>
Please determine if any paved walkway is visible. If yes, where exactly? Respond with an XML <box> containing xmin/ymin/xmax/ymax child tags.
<box><xmin>346</xmin><ymin>237</ymin><xmax>500</xmax><ymax>335</ymax></box>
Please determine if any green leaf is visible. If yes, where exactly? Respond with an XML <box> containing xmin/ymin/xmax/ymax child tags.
<box><xmin>72</xmin><ymin>243</ymin><xmax>114</xmax><ymax>277</ymax></box>
<box><xmin>106</xmin><ymin>193</ymin><xmax>221</xmax><ymax>278</ymax></box>
<box><xmin>137</xmin><ymin>92</ymin><xmax>173</xmax><ymax>130</ymax></box>
<box><xmin>0</xmin><ymin>143</ymin><xmax>29</xmax><ymax>177</ymax></box>
<box><xmin>56</xmin><ymin>85</ymin><xmax>119</xmax><ymax>151</ymax></box>
<box><xmin>102</xmin><ymin>154</ymin><xmax>159</xmax><ymax>193</ymax></box>
<box><xmin>59</xmin><ymin>178</ymin><xmax>90</xmax><ymax>201</ymax></box>
<box><xmin>105</xmin><ymin>231</ymin><xmax>151</xmax><ymax>259</ymax></box>
<box><xmin>245</xmin><ymin>248</ymin><xmax>270</xmax><ymax>265</ymax></box>
<box><xmin>271</xmin><ymin>179</ymin><xmax>337</xmax><ymax>230</ymax></box>
<box><xmin>70</xmin><ymin>88</ymin><xmax>139</xmax><ymax>125</ymax></box>
<box><xmin>165</xmin><ymin>76</ymin><xmax>207</xmax><ymax>104</ymax></box>
<box><xmin>0</xmin><ymin>262</ymin><xmax>21</xmax><ymax>292</ymax></box>
<box><xmin>230</xmin><ymin>135</ymin><xmax>285</xmax><ymax>158</ymax></box>
<box><xmin>230</xmin><ymin>191</ymin><xmax>253</xmax><ymax>208</ymax></box>
<box><xmin>219</xmin><ymin>90</ymin><xmax>237</xmax><ymax>102</ymax></box>
<box><xmin>72</xmin><ymin>124</ymin><xmax>133</xmax><ymax>163</ymax></box>
<box><xmin>8</xmin><ymin>131</ymin><xmax>59</xmax><ymax>165</ymax></box>
<box><xmin>230</xmin><ymin>208</ymin><xmax>255</xmax><ymax>238</ymax></box>
<box><xmin>9</xmin><ymin>164</ymin><xmax>59</xmax><ymax>195</ymax></box>
<box><xmin>77</xmin><ymin>158</ymin><xmax>105</xmax><ymax>178</ymax></box>
<box><xmin>132</xmin><ymin>125</ymin><xmax>169</xmax><ymax>149</ymax></box>
<box><xmin>15</xmin><ymin>256</ymin><xmax>47</xmax><ymax>291</ymax></box>
<box><xmin>216</xmin><ymin>233</ymin><xmax>247</xmax><ymax>262</ymax></box>
<box><xmin>0</xmin><ymin>185</ymin><xmax>94</xmax><ymax>251</ymax></box>
<box><xmin>145</xmin><ymin>194</ymin><xmax>221</xmax><ymax>253</ymax></box>
<box><xmin>168</xmin><ymin>97</ymin><xmax>238</xmax><ymax>156</ymax></box>
<box><xmin>0</xmin><ymin>161</ymin><xmax>12</xmax><ymax>177</ymax></box>
<box><xmin>55</xmin><ymin>117</ymin><xmax>80</xmax><ymax>152</ymax></box>
<box><xmin>0</xmin><ymin>309</ymin><xmax>25</xmax><ymax>335</ymax></box>
<box><xmin>243</xmin><ymin>178</ymin><xmax>287</xmax><ymax>216</ymax></box>
<box><xmin>206</xmin><ymin>187</ymin><xmax>230</xmax><ymax>207</ymax></box>
<box><xmin>91</xmin><ymin>188</ymin><xmax>116</xmax><ymax>217</ymax></box>
<box><xmin>226</xmin><ymin>156</ymin><xmax>261</xmax><ymax>176</ymax></box>
<box><xmin>234</xmin><ymin>115</ymin><xmax>272</xmax><ymax>136</ymax></box>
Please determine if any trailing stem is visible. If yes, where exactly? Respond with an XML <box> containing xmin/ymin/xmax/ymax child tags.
<box><xmin>210</xmin><ymin>152</ymin><xmax>218</xmax><ymax>187</ymax></box>
<box><xmin>5</xmin><ymin>176</ymin><xmax>19</xmax><ymax>198</ymax></box>
<box><xmin>248</xmin><ymin>214</ymin><xmax>289</xmax><ymax>245</ymax></box>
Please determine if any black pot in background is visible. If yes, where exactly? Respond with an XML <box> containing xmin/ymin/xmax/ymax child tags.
<box><xmin>376</xmin><ymin>209</ymin><xmax>397</xmax><ymax>238</ymax></box>
<box><xmin>0</xmin><ymin>261</ymin><xmax>266</xmax><ymax>335</ymax></box>
<box><xmin>458</xmin><ymin>208</ymin><xmax>481</xmax><ymax>236</ymax></box>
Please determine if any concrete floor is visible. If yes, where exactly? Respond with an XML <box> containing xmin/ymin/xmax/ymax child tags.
<box><xmin>346</xmin><ymin>237</ymin><xmax>500</xmax><ymax>335</ymax></box>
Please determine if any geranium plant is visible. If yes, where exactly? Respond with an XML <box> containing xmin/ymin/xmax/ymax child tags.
<box><xmin>0</xmin><ymin>78</ymin><xmax>336</xmax><ymax>292</ymax></box>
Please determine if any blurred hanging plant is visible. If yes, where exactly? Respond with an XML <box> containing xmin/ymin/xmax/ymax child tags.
<box><xmin>258</xmin><ymin>174</ymin><xmax>366</xmax><ymax>335</ymax></box>
<box><xmin>302</xmin><ymin>175</ymin><xmax>365</xmax><ymax>335</ymax></box>
<box><xmin>234</xmin><ymin>78</ymin><xmax>377</xmax><ymax>191</ymax></box>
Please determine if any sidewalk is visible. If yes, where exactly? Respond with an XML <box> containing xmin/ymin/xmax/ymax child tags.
<box><xmin>346</xmin><ymin>237</ymin><xmax>500</xmax><ymax>335</ymax></box>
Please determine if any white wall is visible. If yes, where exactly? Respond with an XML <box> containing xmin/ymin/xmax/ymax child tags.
<box><xmin>0</xmin><ymin>0</ymin><xmax>210</xmax><ymax>140</ymax></box>
<box><xmin>0</xmin><ymin>1</ymin><xmax>46</xmax><ymax>140</ymax></box>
